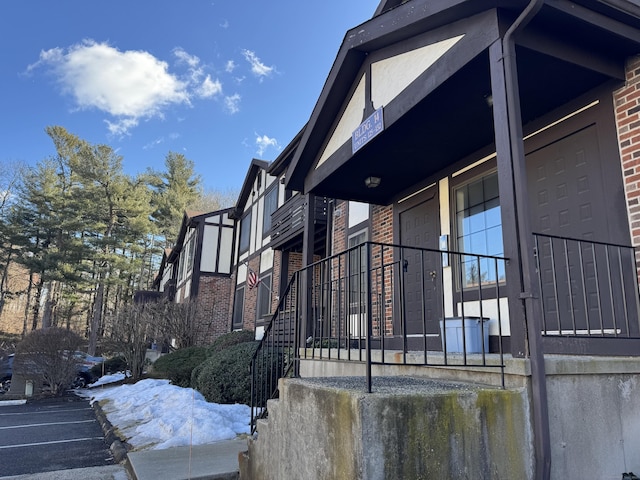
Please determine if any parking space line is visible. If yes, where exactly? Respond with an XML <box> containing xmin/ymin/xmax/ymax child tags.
<box><xmin>0</xmin><ymin>407</ymin><xmax>92</xmax><ymax>416</ymax></box>
<box><xmin>0</xmin><ymin>419</ymin><xmax>95</xmax><ymax>430</ymax></box>
<box><xmin>0</xmin><ymin>436</ymin><xmax>105</xmax><ymax>449</ymax></box>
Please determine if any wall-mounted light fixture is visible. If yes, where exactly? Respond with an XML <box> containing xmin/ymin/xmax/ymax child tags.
<box><xmin>365</xmin><ymin>176</ymin><xmax>381</xmax><ymax>188</ymax></box>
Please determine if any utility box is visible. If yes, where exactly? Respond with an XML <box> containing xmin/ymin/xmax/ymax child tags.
<box><xmin>440</xmin><ymin>317</ymin><xmax>489</xmax><ymax>354</ymax></box>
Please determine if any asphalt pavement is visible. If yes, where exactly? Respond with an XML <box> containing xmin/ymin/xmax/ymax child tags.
<box><xmin>0</xmin><ymin>393</ymin><xmax>130</xmax><ymax>480</ymax></box>
<box><xmin>0</xmin><ymin>392</ymin><xmax>246</xmax><ymax>480</ymax></box>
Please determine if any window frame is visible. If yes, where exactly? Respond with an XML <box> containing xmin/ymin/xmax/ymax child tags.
<box><xmin>451</xmin><ymin>168</ymin><xmax>505</xmax><ymax>291</ymax></box>
<box><xmin>232</xmin><ymin>286</ymin><xmax>245</xmax><ymax>329</ymax></box>
<box><xmin>262</xmin><ymin>186</ymin><xmax>278</xmax><ymax>237</ymax></box>
<box><xmin>239</xmin><ymin>210</ymin><xmax>252</xmax><ymax>255</ymax></box>
<box><xmin>256</xmin><ymin>272</ymin><xmax>273</xmax><ymax>320</ymax></box>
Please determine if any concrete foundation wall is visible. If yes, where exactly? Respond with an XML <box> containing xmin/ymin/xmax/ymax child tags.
<box><xmin>240</xmin><ymin>377</ymin><xmax>533</xmax><ymax>480</ymax></box>
<box><xmin>241</xmin><ymin>355</ymin><xmax>640</xmax><ymax>479</ymax></box>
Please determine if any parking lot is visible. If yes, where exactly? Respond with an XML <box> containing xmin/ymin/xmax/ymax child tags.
<box><xmin>0</xmin><ymin>393</ymin><xmax>121</xmax><ymax>477</ymax></box>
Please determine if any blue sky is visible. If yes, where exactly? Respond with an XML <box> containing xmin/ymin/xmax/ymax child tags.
<box><xmin>1</xmin><ymin>1</ymin><xmax>380</xmax><ymax>192</ymax></box>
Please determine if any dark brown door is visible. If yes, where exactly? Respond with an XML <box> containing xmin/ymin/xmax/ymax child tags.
<box><xmin>527</xmin><ymin>125</ymin><xmax>638</xmax><ymax>334</ymax></box>
<box><xmin>398</xmin><ymin>194</ymin><xmax>442</xmax><ymax>337</ymax></box>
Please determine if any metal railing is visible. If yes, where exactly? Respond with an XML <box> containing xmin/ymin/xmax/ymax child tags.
<box><xmin>534</xmin><ymin>233</ymin><xmax>640</xmax><ymax>337</ymax></box>
<box><xmin>301</xmin><ymin>241</ymin><xmax>507</xmax><ymax>392</ymax></box>
<box><xmin>249</xmin><ymin>272</ymin><xmax>301</xmax><ymax>433</ymax></box>
<box><xmin>249</xmin><ymin>241</ymin><xmax>510</xmax><ymax>431</ymax></box>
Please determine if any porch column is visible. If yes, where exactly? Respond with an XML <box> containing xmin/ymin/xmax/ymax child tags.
<box><xmin>301</xmin><ymin>193</ymin><xmax>316</xmax><ymax>345</ymax></box>
<box><xmin>490</xmin><ymin>29</ymin><xmax>551</xmax><ymax>479</ymax></box>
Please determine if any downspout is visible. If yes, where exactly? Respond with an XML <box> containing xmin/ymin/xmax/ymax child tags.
<box><xmin>501</xmin><ymin>1</ymin><xmax>552</xmax><ymax>479</ymax></box>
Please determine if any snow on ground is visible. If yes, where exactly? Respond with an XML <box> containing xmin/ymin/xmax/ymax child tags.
<box><xmin>79</xmin><ymin>377</ymin><xmax>251</xmax><ymax>451</ymax></box>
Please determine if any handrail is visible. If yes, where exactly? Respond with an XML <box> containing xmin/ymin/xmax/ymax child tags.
<box><xmin>250</xmin><ymin>270</ymin><xmax>300</xmax><ymax>433</ymax></box>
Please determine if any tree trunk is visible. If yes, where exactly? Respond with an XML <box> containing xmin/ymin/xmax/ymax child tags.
<box><xmin>31</xmin><ymin>275</ymin><xmax>44</xmax><ymax>331</ymax></box>
<box><xmin>88</xmin><ymin>278</ymin><xmax>104</xmax><ymax>355</ymax></box>
<box><xmin>0</xmin><ymin>247</ymin><xmax>14</xmax><ymax>318</ymax></box>
<box><xmin>22</xmin><ymin>272</ymin><xmax>35</xmax><ymax>337</ymax></box>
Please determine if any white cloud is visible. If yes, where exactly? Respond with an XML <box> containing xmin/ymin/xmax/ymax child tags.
<box><xmin>241</xmin><ymin>49</ymin><xmax>275</xmax><ymax>80</ymax></box>
<box><xmin>225</xmin><ymin>94</ymin><xmax>241</xmax><ymax>114</ymax></box>
<box><xmin>225</xmin><ymin>60</ymin><xmax>236</xmax><ymax>73</ymax></box>
<box><xmin>255</xmin><ymin>134</ymin><xmax>279</xmax><ymax>156</ymax></box>
<box><xmin>173</xmin><ymin>47</ymin><xmax>200</xmax><ymax>68</ymax></box>
<box><xmin>27</xmin><ymin>40</ymin><xmax>224</xmax><ymax>136</ymax></box>
<box><xmin>198</xmin><ymin>75</ymin><xmax>222</xmax><ymax>98</ymax></box>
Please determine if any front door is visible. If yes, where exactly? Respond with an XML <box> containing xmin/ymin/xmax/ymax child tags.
<box><xmin>398</xmin><ymin>192</ymin><xmax>442</xmax><ymax>338</ymax></box>
<box><xmin>527</xmin><ymin>124</ymin><xmax>638</xmax><ymax>334</ymax></box>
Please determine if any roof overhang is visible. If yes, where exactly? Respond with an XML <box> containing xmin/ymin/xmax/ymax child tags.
<box><xmin>286</xmin><ymin>0</ymin><xmax>640</xmax><ymax>205</ymax></box>
<box><xmin>231</xmin><ymin>158</ymin><xmax>270</xmax><ymax>219</ymax></box>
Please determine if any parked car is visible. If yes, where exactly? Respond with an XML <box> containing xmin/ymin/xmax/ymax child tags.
<box><xmin>0</xmin><ymin>354</ymin><xmax>14</xmax><ymax>393</ymax></box>
<box><xmin>72</xmin><ymin>351</ymin><xmax>104</xmax><ymax>387</ymax></box>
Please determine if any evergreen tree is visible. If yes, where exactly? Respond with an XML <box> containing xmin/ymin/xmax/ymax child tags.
<box><xmin>148</xmin><ymin>152</ymin><xmax>202</xmax><ymax>245</ymax></box>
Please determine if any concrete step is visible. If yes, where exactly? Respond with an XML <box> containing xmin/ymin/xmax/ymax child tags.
<box><xmin>127</xmin><ymin>438</ymin><xmax>247</xmax><ymax>480</ymax></box>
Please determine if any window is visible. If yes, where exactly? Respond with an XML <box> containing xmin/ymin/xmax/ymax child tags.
<box><xmin>262</xmin><ymin>187</ymin><xmax>278</xmax><ymax>236</ymax></box>
<box><xmin>239</xmin><ymin>211</ymin><xmax>252</xmax><ymax>254</ymax></box>
<box><xmin>232</xmin><ymin>287</ymin><xmax>245</xmax><ymax>329</ymax></box>
<box><xmin>256</xmin><ymin>273</ymin><xmax>273</xmax><ymax>319</ymax></box>
<box><xmin>454</xmin><ymin>172</ymin><xmax>504</xmax><ymax>288</ymax></box>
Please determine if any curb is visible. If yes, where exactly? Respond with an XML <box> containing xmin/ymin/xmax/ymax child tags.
<box><xmin>91</xmin><ymin>398</ymin><xmax>132</xmax><ymax>468</ymax></box>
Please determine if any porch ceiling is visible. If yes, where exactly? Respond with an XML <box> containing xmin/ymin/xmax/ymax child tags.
<box><xmin>288</xmin><ymin>0</ymin><xmax>640</xmax><ymax>206</ymax></box>
<box><xmin>309</xmin><ymin>47</ymin><xmax>611</xmax><ymax>205</ymax></box>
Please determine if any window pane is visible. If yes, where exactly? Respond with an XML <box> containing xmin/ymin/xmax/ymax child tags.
<box><xmin>262</xmin><ymin>188</ymin><xmax>278</xmax><ymax>236</ymax></box>
<box><xmin>468</xmin><ymin>205</ymin><xmax>486</xmax><ymax>234</ymax></box>
<box><xmin>467</xmin><ymin>180</ymin><xmax>484</xmax><ymax>208</ymax></box>
<box><xmin>485</xmin><ymin>200</ymin><xmax>501</xmax><ymax>228</ymax></box>
<box><xmin>454</xmin><ymin>171</ymin><xmax>503</xmax><ymax>288</ymax></box>
<box><xmin>240</xmin><ymin>212</ymin><xmax>251</xmax><ymax>253</ymax></box>
<box><xmin>484</xmin><ymin>174</ymin><xmax>499</xmax><ymax>200</ymax></box>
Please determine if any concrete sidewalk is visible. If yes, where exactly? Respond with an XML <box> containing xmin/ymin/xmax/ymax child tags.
<box><xmin>126</xmin><ymin>438</ymin><xmax>248</xmax><ymax>480</ymax></box>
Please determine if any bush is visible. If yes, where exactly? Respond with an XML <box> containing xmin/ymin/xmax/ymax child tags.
<box><xmin>15</xmin><ymin>327</ymin><xmax>83</xmax><ymax>396</ymax></box>
<box><xmin>193</xmin><ymin>341</ymin><xmax>286</xmax><ymax>405</ymax></box>
<box><xmin>193</xmin><ymin>341</ymin><xmax>259</xmax><ymax>404</ymax></box>
<box><xmin>205</xmin><ymin>330</ymin><xmax>255</xmax><ymax>357</ymax></box>
<box><xmin>152</xmin><ymin>346</ymin><xmax>208</xmax><ymax>387</ymax></box>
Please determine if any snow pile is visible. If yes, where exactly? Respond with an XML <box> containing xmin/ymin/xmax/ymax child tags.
<box><xmin>85</xmin><ymin>378</ymin><xmax>251</xmax><ymax>451</ymax></box>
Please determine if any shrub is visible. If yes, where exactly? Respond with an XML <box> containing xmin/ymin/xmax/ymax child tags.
<box><xmin>189</xmin><ymin>331</ymin><xmax>256</xmax><ymax>390</ymax></box>
<box><xmin>193</xmin><ymin>342</ymin><xmax>259</xmax><ymax>404</ymax></box>
<box><xmin>193</xmin><ymin>341</ymin><xmax>285</xmax><ymax>405</ymax></box>
<box><xmin>152</xmin><ymin>346</ymin><xmax>208</xmax><ymax>387</ymax></box>
<box><xmin>205</xmin><ymin>330</ymin><xmax>255</xmax><ymax>357</ymax></box>
<box><xmin>14</xmin><ymin>327</ymin><xmax>83</xmax><ymax>396</ymax></box>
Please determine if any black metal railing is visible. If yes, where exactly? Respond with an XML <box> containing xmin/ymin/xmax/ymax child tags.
<box><xmin>534</xmin><ymin>233</ymin><xmax>640</xmax><ymax>337</ymax></box>
<box><xmin>249</xmin><ymin>241</ymin><xmax>509</xmax><ymax>432</ymax></box>
<box><xmin>249</xmin><ymin>272</ymin><xmax>301</xmax><ymax>433</ymax></box>
<box><xmin>300</xmin><ymin>241</ymin><xmax>508</xmax><ymax>392</ymax></box>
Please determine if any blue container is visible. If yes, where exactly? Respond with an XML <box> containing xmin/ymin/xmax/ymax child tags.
<box><xmin>439</xmin><ymin>317</ymin><xmax>489</xmax><ymax>354</ymax></box>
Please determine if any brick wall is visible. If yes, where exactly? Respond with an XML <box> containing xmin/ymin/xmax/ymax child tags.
<box><xmin>196</xmin><ymin>275</ymin><xmax>233</xmax><ymax>344</ymax></box>
<box><xmin>614</xmin><ymin>55</ymin><xmax>640</xmax><ymax>275</ymax></box>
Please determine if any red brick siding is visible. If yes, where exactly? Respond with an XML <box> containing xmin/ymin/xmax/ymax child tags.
<box><xmin>614</xmin><ymin>55</ymin><xmax>640</xmax><ymax>278</ymax></box>
<box><xmin>195</xmin><ymin>275</ymin><xmax>233</xmax><ymax>344</ymax></box>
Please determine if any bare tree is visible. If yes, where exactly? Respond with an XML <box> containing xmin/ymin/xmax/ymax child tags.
<box><xmin>103</xmin><ymin>304</ymin><xmax>155</xmax><ymax>382</ymax></box>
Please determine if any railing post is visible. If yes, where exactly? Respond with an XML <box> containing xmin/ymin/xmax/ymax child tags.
<box><xmin>366</xmin><ymin>242</ymin><xmax>373</xmax><ymax>393</ymax></box>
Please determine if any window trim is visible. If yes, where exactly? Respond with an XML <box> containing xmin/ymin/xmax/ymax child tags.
<box><xmin>451</xmin><ymin>167</ymin><xmax>505</xmax><ymax>291</ymax></box>
<box><xmin>256</xmin><ymin>272</ymin><xmax>273</xmax><ymax>320</ymax></box>
<box><xmin>262</xmin><ymin>186</ymin><xmax>278</xmax><ymax>237</ymax></box>
<box><xmin>232</xmin><ymin>286</ymin><xmax>245</xmax><ymax>329</ymax></box>
<box><xmin>239</xmin><ymin>210</ymin><xmax>252</xmax><ymax>255</ymax></box>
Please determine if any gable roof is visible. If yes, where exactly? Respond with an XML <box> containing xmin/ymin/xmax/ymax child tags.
<box><xmin>231</xmin><ymin>158</ymin><xmax>270</xmax><ymax>219</ymax></box>
<box><xmin>286</xmin><ymin>0</ymin><xmax>640</xmax><ymax>204</ymax></box>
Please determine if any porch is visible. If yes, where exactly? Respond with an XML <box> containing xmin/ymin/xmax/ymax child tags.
<box><xmin>246</xmin><ymin>236</ymin><xmax>640</xmax><ymax>479</ymax></box>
